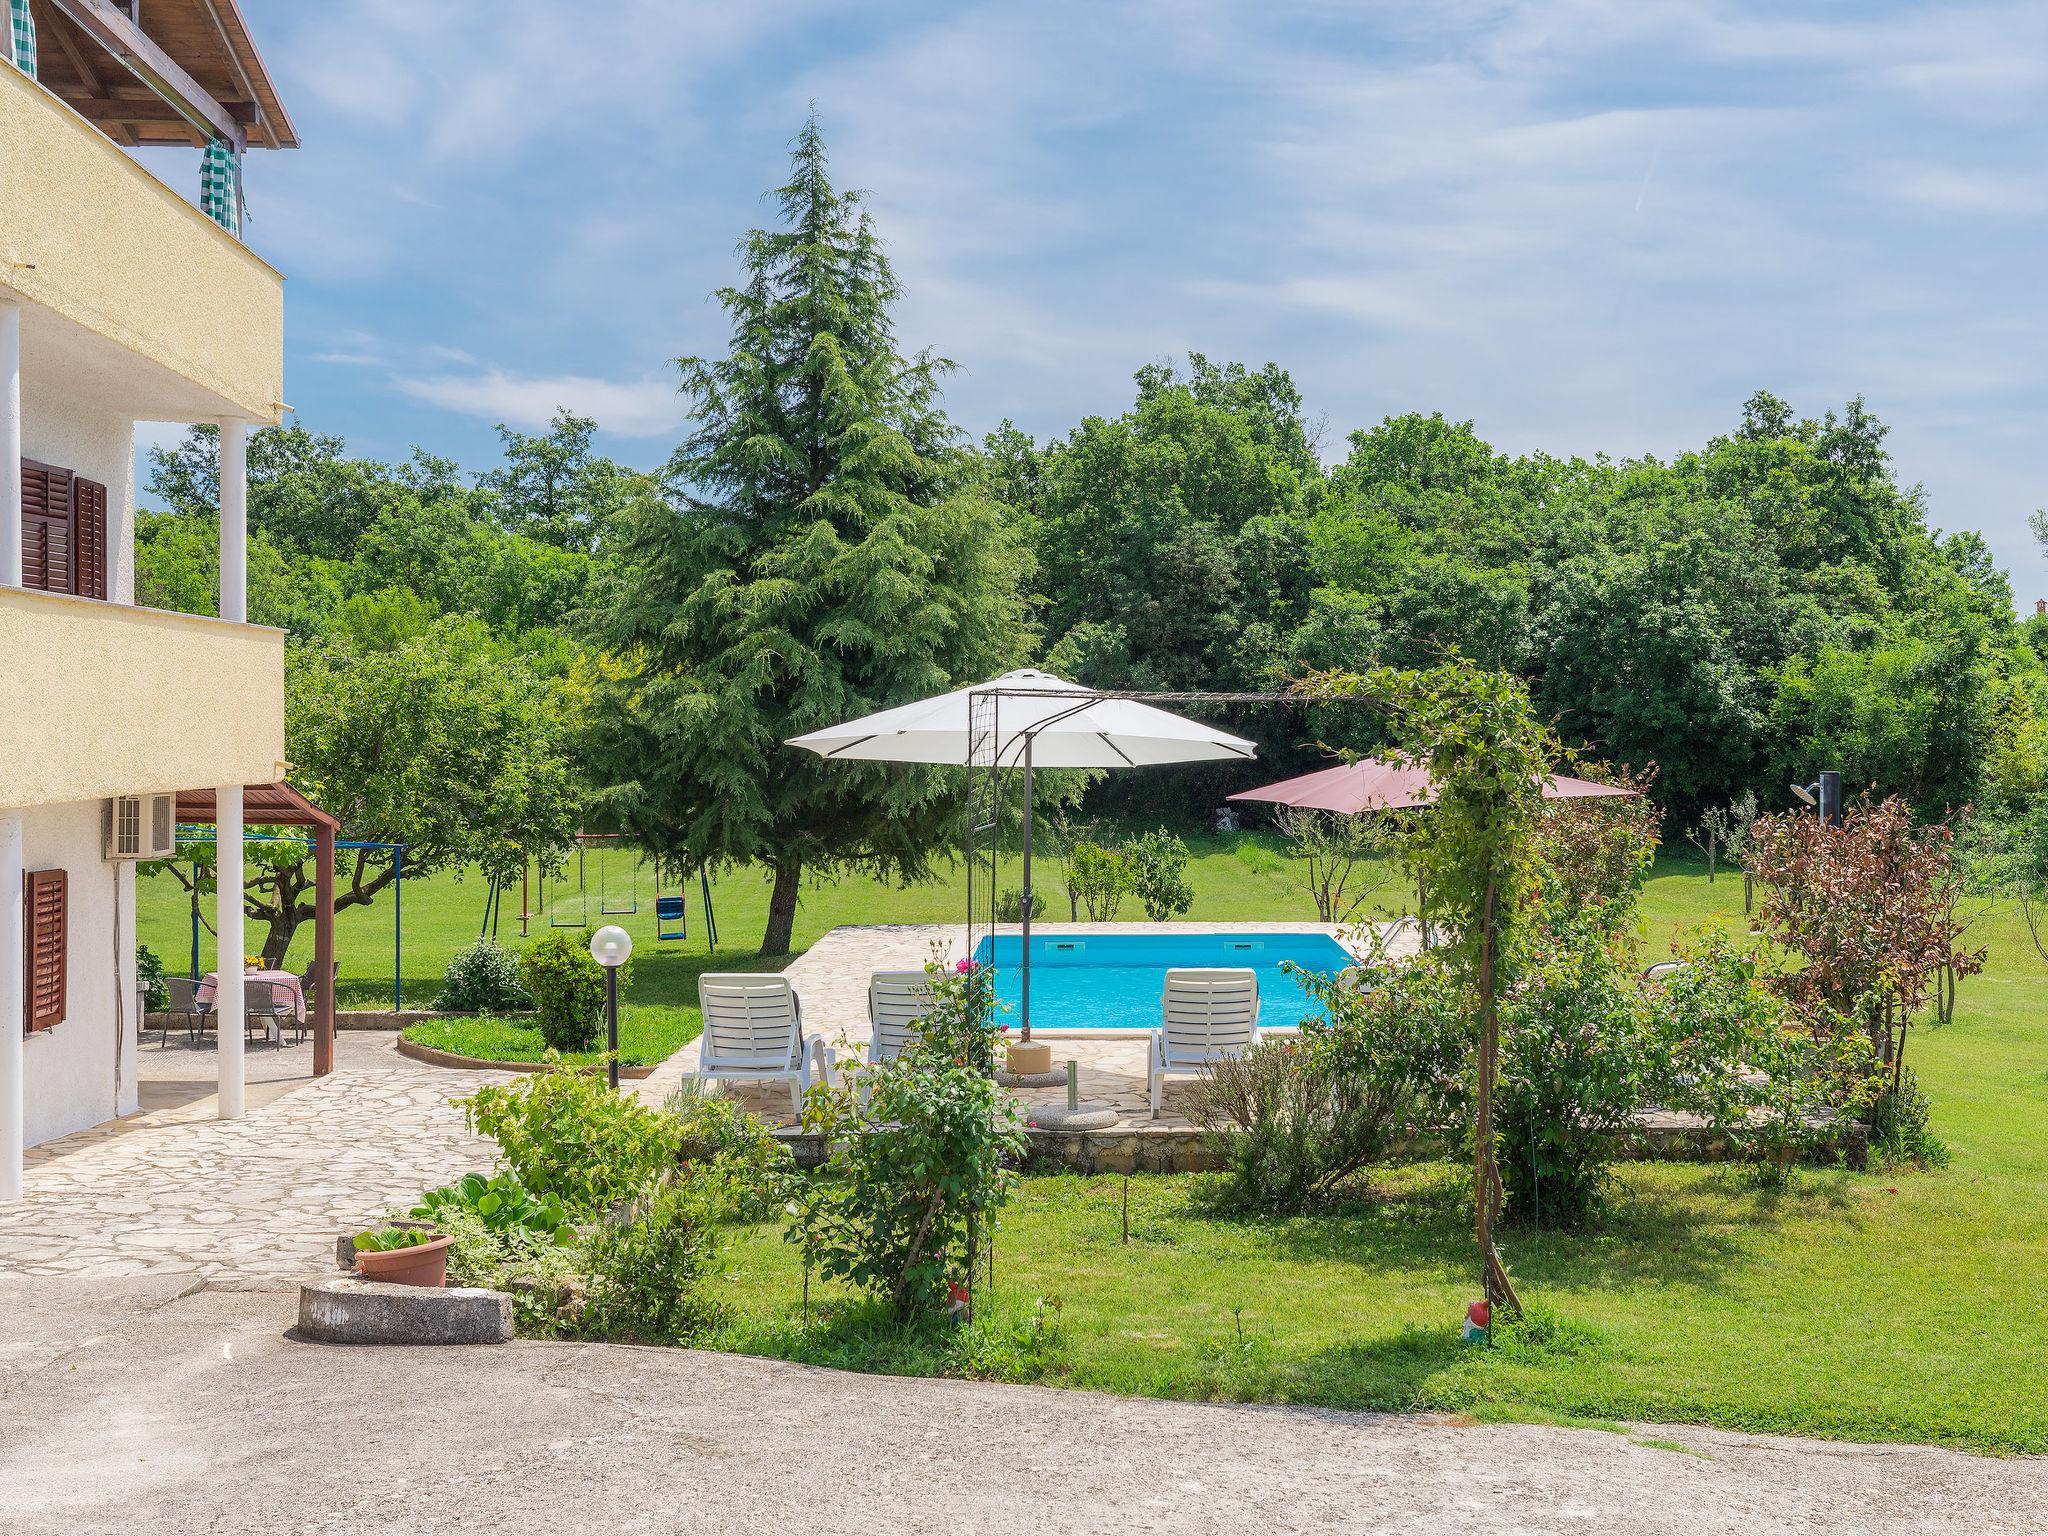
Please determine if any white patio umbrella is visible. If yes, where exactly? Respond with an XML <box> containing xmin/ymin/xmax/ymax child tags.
<box><xmin>788</xmin><ymin>668</ymin><xmax>1256</xmax><ymax>1035</ymax></box>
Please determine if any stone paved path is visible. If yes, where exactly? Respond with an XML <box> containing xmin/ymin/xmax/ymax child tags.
<box><xmin>0</xmin><ymin>1036</ymin><xmax>504</xmax><ymax>1283</ymax></box>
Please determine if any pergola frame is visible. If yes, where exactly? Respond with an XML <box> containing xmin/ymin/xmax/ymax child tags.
<box><xmin>960</xmin><ymin>683</ymin><xmax>1523</xmax><ymax>1316</ymax></box>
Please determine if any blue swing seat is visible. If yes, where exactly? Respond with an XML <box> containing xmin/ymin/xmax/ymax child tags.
<box><xmin>656</xmin><ymin>894</ymin><xmax>687</xmax><ymax>940</ymax></box>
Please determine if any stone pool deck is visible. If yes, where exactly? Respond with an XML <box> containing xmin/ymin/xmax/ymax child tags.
<box><xmin>644</xmin><ymin>921</ymin><xmax>1407</xmax><ymax>1163</ymax></box>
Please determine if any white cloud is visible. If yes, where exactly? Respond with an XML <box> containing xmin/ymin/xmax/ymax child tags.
<box><xmin>391</xmin><ymin>368</ymin><xmax>686</xmax><ymax>438</ymax></box>
<box><xmin>237</xmin><ymin>0</ymin><xmax>2048</xmax><ymax>595</ymax></box>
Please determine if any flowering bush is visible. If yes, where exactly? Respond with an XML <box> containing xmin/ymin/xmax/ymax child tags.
<box><xmin>787</xmin><ymin>956</ymin><xmax>1022</xmax><ymax>1319</ymax></box>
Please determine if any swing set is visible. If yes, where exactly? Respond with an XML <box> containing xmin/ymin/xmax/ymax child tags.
<box><xmin>503</xmin><ymin>834</ymin><xmax>718</xmax><ymax>952</ymax></box>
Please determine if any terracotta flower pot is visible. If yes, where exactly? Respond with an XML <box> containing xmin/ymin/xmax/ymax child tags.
<box><xmin>354</xmin><ymin>1234</ymin><xmax>452</xmax><ymax>1288</ymax></box>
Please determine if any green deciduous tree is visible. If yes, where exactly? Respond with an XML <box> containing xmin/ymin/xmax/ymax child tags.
<box><xmin>585</xmin><ymin>118</ymin><xmax>1033</xmax><ymax>954</ymax></box>
<box><xmin>480</xmin><ymin>411</ymin><xmax>644</xmax><ymax>554</ymax></box>
<box><xmin>150</xmin><ymin>620</ymin><xmax>581</xmax><ymax>968</ymax></box>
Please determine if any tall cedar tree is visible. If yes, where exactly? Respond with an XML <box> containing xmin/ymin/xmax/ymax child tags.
<box><xmin>586</xmin><ymin>121</ymin><xmax>1031</xmax><ymax>954</ymax></box>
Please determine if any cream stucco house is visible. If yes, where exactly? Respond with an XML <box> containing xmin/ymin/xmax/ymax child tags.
<box><xmin>0</xmin><ymin>0</ymin><xmax>298</xmax><ymax>1196</ymax></box>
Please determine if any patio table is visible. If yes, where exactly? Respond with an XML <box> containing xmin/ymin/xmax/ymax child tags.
<box><xmin>196</xmin><ymin>969</ymin><xmax>306</xmax><ymax>1044</ymax></box>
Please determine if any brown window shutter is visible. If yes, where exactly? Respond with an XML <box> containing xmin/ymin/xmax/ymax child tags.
<box><xmin>20</xmin><ymin>460</ymin><xmax>76</xmax><ymax>596</ymax></box>
<box><xmin>23</xmin><ymin>869</ymin><xmax>67</xmax><ymax>1034</ymax></box>
<box><xmin>72</xmin><ymin>477</ymin><xmax>108</xmax><ymax>600</ymax></box>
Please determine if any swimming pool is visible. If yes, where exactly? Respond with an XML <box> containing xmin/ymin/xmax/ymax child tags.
<box><xmin>970</xmin><ymin>931</ymin><xmax>1355</xmax><ymax>1031</ymax></box>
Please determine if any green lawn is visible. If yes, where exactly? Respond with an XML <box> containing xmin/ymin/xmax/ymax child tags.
<box><xmin>700</xmin><ymin>863</ymin><xmax>2048</xmax><ymax>1453</ymax></box>
<box><xmin>140</xmin><ymin>839</ymin><xmax>2048</xmax><ymax>1450</ymax></box>
<box><xmin>397</xmin><ymin>1012</ymin><xmax>699</xmax><ymax>1069</ymax></box>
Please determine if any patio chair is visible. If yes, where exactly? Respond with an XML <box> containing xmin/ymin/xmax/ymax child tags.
<box><xmin>243</xmin><ymin>979</ymin><xmax>290</xmax><ymax>1048</ymax></box>
<box><xmin>158</xmin><ymin>976</ymin><xmax>207</xmax><ymax>1046</ymax></box>
<box><xmin>867</xmin><ymin>971</ymin><xmax>937</xmax><ymax>1067</ymax></box>
<box><xmin>690</xmin><ymin>974</ymin><xmax>830</xmax><ymax>1115</ymax></box>
<box><xmin>300</xmin><ymin>958</ymin><xmax>339</xmax><ymax>1015</ymax></box>
<box><xmin>272</xmin><ymin>978</ymin><xmax>313</xmax><ymax>1046</ymax></box>
<box><xmin>859</xmin><ymin>971</ymin><xmax>938</xmax><ymax>1107</ymax></box>
<box><xmin>1640</xmin><ymin>961</ymin><xmax>1686</xmax><ymax>983</ymax></box>
<box><xmin>1149</xmin><ymin>968</ymin><xmax>1261</xmax><ymax>1119</ymax></box>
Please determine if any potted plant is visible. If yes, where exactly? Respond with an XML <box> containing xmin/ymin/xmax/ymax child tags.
<box><xmin>351</xmin><ymin>1225</ymin><xmax>453</xmax><ymax>1287</ymax></box>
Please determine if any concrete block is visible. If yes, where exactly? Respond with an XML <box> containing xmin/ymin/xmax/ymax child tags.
<box><xmin>298</xmin><ymin>1278</ymin><xmax>513</xmax><ymax>1346</ymax></box>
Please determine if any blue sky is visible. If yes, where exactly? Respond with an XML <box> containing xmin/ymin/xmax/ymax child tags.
<box><xmin>154</xmin><ymin>1</ymin><xmax>2048</xmax><ymax>598</ymax></box>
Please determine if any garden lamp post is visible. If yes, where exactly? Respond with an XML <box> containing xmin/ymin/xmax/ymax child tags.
<box><xmin>590</xmin><ymin>925</ymin><xmax>632</xmax><ymax>1090</ymax></box>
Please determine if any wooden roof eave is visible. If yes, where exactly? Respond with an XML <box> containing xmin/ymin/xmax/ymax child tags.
<box><xmin>33</xmin><ymin>0</ymin><xmax>299</xmax><ymax>151</ymax></box>
<box><xmin>176</xmin><ymin>783</ymin><xmax>340</xmax><ymax>833</ymax></box>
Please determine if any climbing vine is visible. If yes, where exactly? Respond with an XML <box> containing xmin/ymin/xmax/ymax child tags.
<box><xmin>1297</xmin><ymin>661</ymin><xmax>1553</xmax><ymax>1315</ymax></box>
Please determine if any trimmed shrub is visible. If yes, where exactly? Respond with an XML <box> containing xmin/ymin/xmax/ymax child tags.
<box><xmin>517</xmin><ymin>930</ymin><xmax>629</xmax><ymax>1052</ymax></box>
<box><xmin>995</xmin><ymin>886</ymin><xmax>1046</xmax><ymax>923</ymax></box>
<box><xmin>435</xmin><ymin>938</ymin><xmax>531</xmax><ymax>1014</ymax></box>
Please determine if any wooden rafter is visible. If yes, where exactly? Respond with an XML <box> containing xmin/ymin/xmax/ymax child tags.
<box><xmin>44</xmin><ymin>0</ymin><xmax>246</xmax><ymax>148</ymax></box>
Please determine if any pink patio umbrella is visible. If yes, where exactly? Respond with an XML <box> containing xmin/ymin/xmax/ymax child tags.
<box><xmin>1228</xmin><ymin>756</ymin><xmax>1638</xmax><ymax>814</ymax></box>
<box><xmin>1229</xmin><ymin>757</ymin><xmax>1639</xmax><ymax>938</ymax></box>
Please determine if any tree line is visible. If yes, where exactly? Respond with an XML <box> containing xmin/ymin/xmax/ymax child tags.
<box><xmin>137</xmin><ymin>118</ymin><xmax>2048</xmax><ymax>956</ymax></box>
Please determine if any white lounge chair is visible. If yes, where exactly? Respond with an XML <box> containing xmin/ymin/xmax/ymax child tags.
<box><xmin>691</xmin><ymin>974</ymin><xmax>829</xmax><ymax>1114</ymax></box>
<box><xmin>1150</xmin><ymin>967</ymin><xmax>1262</xmax><ymax>1118</ymax></box>
<box><xmin>868</xmin><ymin>971</ymin><xmax>937</xmax><ymax>1067</ymax></box>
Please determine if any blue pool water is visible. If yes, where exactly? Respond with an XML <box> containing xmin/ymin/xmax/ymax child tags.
<box><xmin>970</xmin><ymin>931</ymin><xmax>1354</xmax><ymax>1031</ymax></box>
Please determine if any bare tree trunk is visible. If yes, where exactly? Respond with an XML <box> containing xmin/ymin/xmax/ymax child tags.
<box><xmin>260</xmin><ymin>916</ymin><xmax>297</xmax><ymax>970</ymax></box>
<box><xmin>762</xmin><ymin>856</ymin><xmax>802</xmax><ymax>956</ymax></box>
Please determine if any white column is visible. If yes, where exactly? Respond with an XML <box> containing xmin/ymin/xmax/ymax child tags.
<box><xmin>218</xmin><ymin>418</ymin><xmax>246</xmax><ymax>622</ymax></box>
<box><xmin>1</xmin><ymin>815</ymin><xmax>23</xmax><ymax>1201</ymax></box>
<box><xmin>2</xmin><ymin>301</ymin><xmax>20</xmax><ymax>588</ymax></box>
<box><xmin>215</xmin><ymin>786</ymin><xmax>244</xmax><ymax>1119</ymax></box>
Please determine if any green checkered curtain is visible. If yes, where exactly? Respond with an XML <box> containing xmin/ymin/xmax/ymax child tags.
<box><xmin>200</xmin><ymin>136</ymin><xmax>241</xmax><ymax>235</ymax></box>
<box><xmin>10</xmin><ymin>0</ymin><xmax>35</xmax><ymax>77</ymax></box>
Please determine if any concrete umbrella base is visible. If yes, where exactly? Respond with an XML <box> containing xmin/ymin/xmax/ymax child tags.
<box><xmin>996</xmin><ymin>1069</ymin><xmax>1070</xmax><ymax>1088</ymax></box>
<box><xmin>1022</xmin><ymin>1101</ymin><xmax>1122</xmax><ymax>1131</ymax></box>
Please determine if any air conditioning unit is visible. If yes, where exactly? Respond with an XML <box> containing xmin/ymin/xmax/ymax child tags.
<box><xmin>105</xmin><ymin>794</ymin><xmax>177</xmax><ymax>861</ymax></box>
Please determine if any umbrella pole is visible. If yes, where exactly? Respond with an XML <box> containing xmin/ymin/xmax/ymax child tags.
<box><xmin>1020</xmin><ymin>737</ymin><xmax>1034</xmax><ymax>1043</ymax></box>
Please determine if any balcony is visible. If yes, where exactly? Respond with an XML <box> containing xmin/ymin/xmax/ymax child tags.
<box><xmin>0</xmin><ymin>586</ymin><xmax>285</xmax><ymax>811</ymax></box>
<box><xmin>0</xmin><ymin>64</ymin><xmax>284</xmax><ymax>425</ymax></box>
